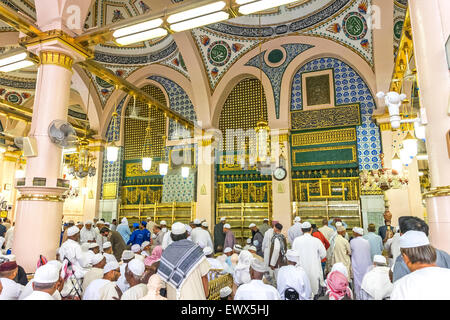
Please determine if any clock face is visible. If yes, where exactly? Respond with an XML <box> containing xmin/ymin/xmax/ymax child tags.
<box><xmin>273</xmin><ymin>167</ymin><xmax>287</xmax><ymax>181</ymax></box>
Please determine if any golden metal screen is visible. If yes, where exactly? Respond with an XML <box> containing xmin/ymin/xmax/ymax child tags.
<box><xmin>124</xmin><ymin>85</ymin><xmax>167</xmax><ymax>160</ymax></box>
<box><xmin>218</xmin><ymin>78</ymin><xmax>268</xmax><ymax>152</ymax></box>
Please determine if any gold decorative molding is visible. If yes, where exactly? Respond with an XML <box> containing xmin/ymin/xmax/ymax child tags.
<box><xmin>423</xmin><ymin>186</ymin><xmax>450</xmax><ymax>199</ymax></box>
<box><xmin>278</xmin><ymin>133</ymin><xmax>290</xmax><ymax>144</ymax></box>
<box><xmin>17</xmin><ymin>194</ymin><xmax>65</xmax><ymax>202</ymax></box>
<box><xmin>40</xmin><ymin>51</ymin><xmax>74</xmax><ymax>71</ymax></box>
<box><xmin>103</xmin><ymin>182</ymin><xmax>117</xmax><ymax>200</ymax></box>
<box><xmin>292</xmin><ymin>128</ymin><xmax>356</xmax><ymax>147</ymax></box>
<box><xmin>379</xmin><ymin>123</ymin><xmax>392</xmax><ymax>132</ymax></box>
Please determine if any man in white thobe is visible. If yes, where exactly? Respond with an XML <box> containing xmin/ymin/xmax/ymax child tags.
<box><xmin>80</xmin><ymin>221</ymin><xmax>97</xmax><ymax>244</ymax></box>
<box><xmin>0</xmin><ymin>260</ymin><xmax>23</xmax><ymax>300</ymax></box>
<box><xmin>391</xmin><ymin>231</ymin><xmax>450</xmax><ymax>300</ymax></box>
<box><xmin>277</xmin><ymin>250</ymin><xmax>312</xmax><ymax>300</ymax></box>
<box><xmin>4</xmin><ymin>224</ymin><xmax>14</xmax><ymax>252</ymax></box>
<box><xmin>360</xmin><ymin>255</ymin><xmax>393</xmax><ymax>300</ymax></box>
<box><xmin>22</xmin><ymin>264</ymin><xmax>59</xmax><ymax>300</ymax></box>
<box><xmin>121</xmin><ymin>259</ymin><xmax>148</xmax><ymax>300</ymax></box>
<box><xmin>117</xmin><ymin>250</ymin><xmax>134</xmax><ymax>293</ymax></box>
<box><xmin>234</xmin><ymin>259</ymin><xmax>281</xmax><ymax>300</ymax></box>
<box><xmin>191</xmin><ymin>219</ymin><xmax>214</xmax><ymax>250</ymax></box>
<box><xmin>19</xmin><ymin>261</ymin><xmax>63</xmax><ymax>300</ymax></box>
<box><xmin>287</xmin><ymin>217</ymin><xmax>303</xmax><ymax>245</ymax></box>
<box><xmin>384</xmin><ymin>226</ymin><xmax>401</xmax><ymax>267</ymax></box>
<box><xmin>350</xmin><ymin>227</ymin><xmax>372</xmax><ymax>300</ymax></box>
<box><xmin>292</xmin><ymin>222</ymin><xmax>326</xmax><ymax>297</ymax></box>
<box><xmin>318</xmin><ymin>218</ymin><xmax>334</xmax><ymax>243</ymax></box>
<box><xmin>82</xmin><ymin>253</ymin><xmax>106</xmax><ymax>292</ymax></box>
<box><xmin>331</xmin><ymin>225</ymin><xmax>352</xmax><ymax>281</ymax></box>
<box><xmin>103</xmin><ymin>242</ymin><xmax>118</xmax><ymax>264</ymax></box>
<box><xmin>204</xmin><ymin>247</ymin><xmax>225</xmax><ymax>270</ymax></box>
<box><xmin>59</xmin><ymin>226</ymin><xmax>88</xmax><ymax>279</ymax></box>
<box><xmin>83</xmin><ymin>261</ymin><xmax>121</xmax><ymax>300</ymax></box>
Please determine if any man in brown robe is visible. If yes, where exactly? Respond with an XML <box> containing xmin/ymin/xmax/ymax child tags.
<box><xmin>100</xmin><ymin>227</ymin><xmax>128</xmax><ymax>261</ymax></box>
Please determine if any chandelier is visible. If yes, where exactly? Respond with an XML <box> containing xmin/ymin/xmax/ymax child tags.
<box><xmin>66</xmin><ymin>138</ymin><xmax>97</xmax><ymax>179</ymax></box>
<box><xmin>360</xmin><ymin>168</ymin><xmax>408</xmax><ymax>191</ymax></box>
<box><xmin>106</xmin><ymin>85</ymin><xmax>121</xmax><ymax>163</ymax></box>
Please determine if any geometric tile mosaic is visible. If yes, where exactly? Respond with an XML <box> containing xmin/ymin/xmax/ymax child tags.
<box><xmin>291</xmin><ymin>57</ymin><xmax>381</xmax><ymax>170</ymax></box>
<box><xmin>161</xmin><ymin>169</ymin><xmax>196</xmax><ymax>203</ymax></box>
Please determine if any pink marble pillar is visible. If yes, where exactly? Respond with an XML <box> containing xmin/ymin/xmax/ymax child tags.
<box><xmin>410</xmin><ymin>0</ymin><xmax>450</xmax><ymax>252</ymax></box>
<box><xmin>13</xmin><ymin>42</ymin><xmax>85</xmax><ymax>272</ymax></box>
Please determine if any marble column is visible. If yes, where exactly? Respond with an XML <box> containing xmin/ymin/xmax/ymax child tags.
<box><xmin>410</xmin><ymin>0</ymin><xmax>450</xmax><ymax>251</ymax></box>
<box><xmin>195</xmin><ymin>135</ymin><xmax>215</xmax><ymax>232</ymax></box>
<box><xmin>13</xmin><ymin>42</ymin><xmax>86</xmax><ymax>272</ymax></box>
<box><xmin>270</xmin><ymin>130</ymin><xmax>292</xmax><ymax>237</ymax></box>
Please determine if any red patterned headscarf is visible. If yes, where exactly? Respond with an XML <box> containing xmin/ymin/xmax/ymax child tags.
<box><xmin>326</xmin><ymin>271</ymin><xmax>353</xmax><ymax>300</ymax></box>
<box><xmin>144</xmin><ymin>245</ymin><xmax>163</xmax><ymax>267</ymax></box>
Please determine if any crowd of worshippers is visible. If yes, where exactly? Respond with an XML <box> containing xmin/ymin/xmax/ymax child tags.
<box><xmin>1</xmin><ymin>214</ymin><xmax>450</xmax><ymax>300</ymax></box>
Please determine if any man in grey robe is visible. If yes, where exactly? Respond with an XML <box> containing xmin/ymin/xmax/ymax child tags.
<box><xmin>350</xmin><ymin>227</ymin><xmax>372</xmax><ymax>300</ymax></box>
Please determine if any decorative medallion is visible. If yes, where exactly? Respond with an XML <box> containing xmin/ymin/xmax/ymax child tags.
<box><xmin>394</xmin><ymin>19</ymin><xmax>404</xmax><ymax>40</ymax></box>
<box><xmin>5</xmin><ymin>92</ymin><xmax>22</xmax><ymax>104</ymax></box>
<box><xmin>267</xmin><ymin>49</ymin><xmax>284</xmax><ymax>64</ymax></box>
<box><xmin>342</xmin><ymin>12</ymin><xmax>368</xmax><ymax>41</ymax></box>
<box><xmin>207</xmin><ymin>41</ymin><xmax>231</xmax><ymax>67</ymax></box>
<box><xmin>96</xmin><ymin>76</ymin><xmax>113</xmax><ymax>88</ymax></box>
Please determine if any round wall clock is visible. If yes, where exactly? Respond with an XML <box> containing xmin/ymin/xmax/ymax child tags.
<box><xmin>273</xmin><ymin>167</ymin><xmax>287</xmax><ymax>181</ymax></box>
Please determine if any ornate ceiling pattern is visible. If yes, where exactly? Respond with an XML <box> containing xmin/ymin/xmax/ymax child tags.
<box><xmin>394</xmin><ymin>0</ymin><xmax>407</xmax><ymax>53</ymax></box>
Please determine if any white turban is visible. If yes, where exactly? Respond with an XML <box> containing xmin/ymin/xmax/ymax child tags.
<box><xmin>336</xmin><ymin>225</ymin><xmax>346</xmax><ymax>232</ymax></box>
<box><xmin>399</xmin><ymin>230</ymin><xmax>430</xmax><ymax>248</ymax></box>
<box><xmin>103</xmin><ymin>241</ymin><xmax>112</xmax><ymax>249</ymax></box>
<box><xmin>103</xmin><ymin>261</ymin><xmax>120</xmax><ymax>274</ymax></box>
<box><xmin>91</xmin><ymin>253</ymin><xmax>104</xmax><ymax>266</ymax></box>
<box><xmin>34</xmin><ymin>264</ymin><xmax>59</xmax><ymax>284</ymax></box>
<box><xmin>203</xmin><ymin>247</ymin><xmax>213</xmax><ymax>256</ymax></box>
<box><xmin>353</xmin><ymin>227</ymin><xmax>364</xmax><ymax>236</ymax></box>
<box><xmin>131</xmin><ymin>244</ymin><xmax>141</xmax><ymax>253</ymax></box>
<box><xmin>248</xmin><ymin>246</ymin><xmax>257</xmax><ymax>252</ymax></box>
<box><xmin>172</xmin><ymin>222</ymin><xmax>186</xmax><ymax>235</ymax></box>
<box><xmin>141</xmin><ymin>241</ymin><xmax>150</xmax><ymax>250</ymax></box>
<box><xmin>294</xmin><ymin>217</ymin><xmax>301</xmax><ymax>223</ymax></box>
<box><xmin>67</xmin><ymin>226</ymin><xmax>79</xmax><ymax>237</ymax></box>
<box><xmin>220</xmin><ymin>217</ymin><xmax>226</xmax><ymax>222</ymax></box>
<box><xmin>89</xmin><ymin>242</ymin><xmax>99</xmax><ymax>249</ymax></box>
<box><xmin>301</xmin><ymin>222</ymin><xmax>311</xmax><ymax>229</ymax></box>
<box><xmin>373</xmin><ymin>255</ymin><xmax>387</xmax><ymax>265</ymax></box>
<box><xmin>331</xmin><ymin>262</ymin><xmax>349</xmax><ymax>279</ymax></box>
<box><xmin>202</xmin><ymin>221</ymin><xmax>208</xmax><ymax>227</ymax></box>
<box><xmin>224</xmin><ymin>247</ymin><xmax>232</xmax><ymax>254</ymax></box>
<box><xmin>223</xmin><ymin>224</ymin><xmax>231</xmax><ymax>229</ymax></box>
<box><xmin>250</xmin><ymin>258</ymin><xmax>268</xmax><ymax>273</ymax></box>
<box><xmin>121</xmin><ymin>250</ymin><xmax>134</xmax><ymax>261</ymax></box>
<box><xmin>220</xmin><ymin>286</ymin><xmax>232</xmax><ymax>298</ymax></box>
<box><xmin>193</xmin><ymin>219</ymin><xmax>201</xmax><ymax>225</ymax></box>
<box><xmin>249</xmin><ymin>223</ymin><xmax>256</xmax><ymax>228</ymax></box>
<box><xmin>85</xmin><ymin>220</ymin><xmax>93</xmax><ymax>225</ymax></box>
<box><xmin>128</xmin><ymin>259</ymin><xmax>145</xmax><ymax>277</ymax></box>
<box><xmin>233</xmin><ymin>244</ymin><xmax>242</xmax><ymax>253</ymax></box>
<box><xmin>286</xmin><ymin>249</ymin><xmax>300</xmax><ymax>263</ymax></box>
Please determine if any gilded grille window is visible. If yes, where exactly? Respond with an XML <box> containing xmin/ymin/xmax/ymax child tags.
<box><xmin>124</xmin><ymin>85</ymin><xmax>167</xmax><ymax>160</ymax></box>
<box><xmin>218</xmin><ymin>78</ymin><xmax>268</xmax><ymax>152</ymax></box>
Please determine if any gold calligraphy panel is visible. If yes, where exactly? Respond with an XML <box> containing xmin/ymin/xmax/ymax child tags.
<box><xmin>125</xmin><ymin>162</ymin><xmax>159</xmax><ymax>177</ymax></box>
<box><xmin>103</xmin><ymin>182</ymin><xmax>117</xmax><ymax>200</ymax></box>
<box><xmin>292</xmin><ymin>128</ymin><xmax>357</xmax><ymax>147</ymax></box>
<box><xmin>291</xmin><ymin>104</ymin><xmax>361</xmax><ymax>130</ymax></box>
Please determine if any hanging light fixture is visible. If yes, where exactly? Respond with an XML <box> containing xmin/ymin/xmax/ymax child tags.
<box><xmin>181</xmin><ymin>166</ymin><xmax>190</xmax><ymax>178</ymax></box>
<box><xmin>159</xmin><ymin>140</ymin><xmax>169</xmax><ymax>176</ymax></box>
<box><xmin>402</xmin><ymin>131</ymin><xmax>418</xmax><ymax>157</ymax></box>
<box><xmin>142</xmin><ymin>103</ymin><xmax>153</xmax><ymax>173</ymax></box>
<box><xmin>106</xmin><ymin>86</ymin><xmax>121</xmax><ymax>163</ymax></box>
<box><xmin>391</xmin><ymin>152</ymin><xmax>403</xmax><ymax>173</ymax></box>
<box><xmin>399</xmin><ymin>147</ymin><xmax>413</xmax><ymax>166</ymax></box>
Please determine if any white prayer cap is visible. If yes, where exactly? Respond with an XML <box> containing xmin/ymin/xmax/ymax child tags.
<box><xmin>331</xmin><ymin>262</ymin><xmax>349</xmax><ymax>279</ymax></box>
<box><xmin>89</xmin><ymin>242</ymin><xmax>99</xmax><ymax>249</ymax></box>
<box><xmin>103</xmin><ymin>241</ymin><xmax>112</xmax><ymax>249</ymax></box>
<box><xmin>249</xmin><ymin>223</ymin><xmax>256</xmax><ymax>228</ymax></box>
<box><xmin>76</xmin><ymin>222</ymin><xmax>83</xmax><ymax>226</ymax></box>
<box><xmin>128</xmin><ymin>259</ymin><xmax>145</xmax><ymax>277</ymax></box>
<box><xmin>185</xmin><ymin>224</ymin><xmax>192</xmax><ymax>234</ymax></box>
<box><xmin>171</xmin><ymin>222</ymin><xmax>187</xmax><ymax>235</ymax></box>
<box><xmin>233</xmin><ymin>244</ymin><xmax>242</xmax><ymax>253</ymax></box>
<box><xmin>337</xmin><ymin>225</ymin><xmax>346</xmax><ymax>232</ymax></box>
<box><xmin>33</xmin><ymin>264</ymin><xmax>59</xmax><ymax>284</ymax></box>
<box><xmin>67</xmin><ymin>226</ymin><xmax>79</xmax><ymax>236</ymax></box>
<box><xmin>373</xmin><ymin>255</ymin><xmax>387</xmax><ymax>265</ymax></box>
<box><xmin>91</xmin><ymin>253</ymin><xmax>105</xmax><ymax>265</ymax></box>
<box><xmin>250</xmin><ymin>258</ymin><xmax>268</xmax><ymax>273</ymax></box>
<box><xmin>263</xmin><ymin>218</ymin><xmax>269</xmax><ymax>221</ymax></box>
<box><xmin>353</xmin><ymin>227</ymin><xmax>364</xmax><ymax>235</ymax></box>
<box><xmin>103</xmin><ymin>261</ymin><xmax>120</xmax><ymax>274</ymax></box>
<box><xmin>286</xmin><ymin>249</ymin><xmax>300</xmax><ymax>263</ymax></box>
<box><xmin>85</xmin><ymin>220</ymin><xmax>93</xmax><ymax>225</ymax></box>
<box><xmin>294</xmin><ymin>216</ymin><xmax>301</xmax><ymax>223</ymax></box>
<box><xmin>121</xmin><ymin>250</ymin><xmax>134</xmax><ymax>261</ymax></box>
<box><xmin>301</xmin><ymin>222</ymin><xmax>311</xmax><ymax>229</ymax></box>
<box><xmin>96</xmin><ymin>221</ymin><xmax>103</xmax><ymax>226</ymax></box>
<box><xmin>46</xmin><ymin>260</ymin><xmax>62</xmax><ymax>271</ymax></box>
<box><xmin>224</xmin><ymin>247</ymin><xmax>232</xmax><ymax>254</ymax></box>
<box><xmin>1</xmin><ymin>254</ymin><xmax>15</xmax><ymax>262</ymax></box>
<box><xmin>220</xmin><ymin>286</ymin><xmax>232</xmax><ymax>298</ymax></box>
<box><xmin>193</xmin><ymin>219</ymin><xmax>201</xmax><ymax>225</ymax></box>
<box><xmin>223</xmin><ymin>224</ymin><xmax>231</xmax><ymax>229</ymax></box>
<box><xmin>335</xmin><ymin>221</ymin><xmax>343</xmax><ymax>227</ymax></box>
<box><xmin>68</xmin><ymin>220</ymin><xmax>75</xmax><ymax>224</ymax></box>
<box><xmin>399</xmin><ymin>230</ymin><xmax>430</xmax><ymax>248</ymax></box>
<box><xmin>131</xmin><ymin>244</ymin><xmax>141</xmax><ymax>253</ymax></box>
<box><xmin>105</xmin><ymin>222</ymin><xmax>110</xmax><ymax>226</ymax></box>
<box><xmin>141</xmin><ymin>241</ymin><xmax>150</xmax><ymax>250</ymax></box>
<box><xmin>203</xmin><ymin>247</ymin><xmax>213</xmax><ymax>256</ymax></box>
<box><xmin>160</xmin><ymin>220</ymin><xmax>167</xmax><ymax>225</ymax></box>
<box><xmin>220</xmin><ymin>217</ymin><xmax>226</xmax><ymax>222</ymax></box>
<box><xmin>202</xmin><ymin>221</ymin><xmax>208</xmax><ymax>227</ymax></box>
<box><xmin>248</xmin><ymin>246</ymin><xmax>257</xmax><ymax>252</ymax></box>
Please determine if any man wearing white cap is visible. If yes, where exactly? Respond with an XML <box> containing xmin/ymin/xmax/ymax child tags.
<box><xmin>292</xmin><ymin>221</ymin><xmax>326</xmax><ymax>298</ymax></box>
<box><xmin>145</xmin><ymin>217</ymin><xmax>156</xmax><ymax>234</ymax></box>
<box><xmin>223</xmin><ymin>223</ymin><xmax>236</xmax><ymax>250</ymax></box>
<box><xmin>243</xmin><ymin>238</ymin><xmax>252</xmax><ymax>251</ymax></box>
<box><xmin>131</xmin><ymin>244</ymin><xmax>145</xmax><ymax>262</ymax></box>
<box><xmin>140</xmin><ymin>241</ymin><xmax>151</xmax><ymax>257</ymax></box>
<box><xmin>0</xmin><ymin>260</ymin><xmax>23</xmax><ymax>300</ymax></box>
<box><xmin>103</xmin><ymin>242</ymin><xmax>118</xmax><ymax>264</ymax></box>
<box><xmin>121</xmin><ymin>259</ymin><xmax>148</xmax><ymax>300</ymax></box>
<box><xmin>360</xmin><ymin>255</ymin><xmax>393</xmax><ymax>300</ymax></box>
<box><xmin>22</xmin><ymin>264</ymin><xmax>59</xmax><ymax>300</ymax></box>
<box><xmin>384</xmin><ymin>226</ymin><xmax>401</xmax><ymax>267</ymax></box>
<box><xmin>19</xmin><ymin>261</ymin><xmax>64</xmax><ymax>300</ymax></box>
<box><xmin>152</xmin><ymin>223</ymin><xmax>165</xmax><ymax>247</ymax></box>
<box><xmin>234</xmin><ymin>259</ymin><xmax>281</xmax><ymax>300</ymax></box>
<box><xmin>160</xmin><ymin>221</ymin><xmax>168</xmax><ymax>233</ymax></box>
<box><xmin>80</xmin><ymin>221</ymin><xmax>97</xmax><ymax>244</ymax></box>
<box><xmin>220</xmin><ymin>286</ymin><xmax>232</xmax><ymax>300</ymax></box>
<box><xmin>82</xmin><ymin>253</ymin><xmax>106</xmax><ymax>292</ymax></box>
<box><xmin>258</xmin><ymin>218</ymin><xmax>271</xmax><ymax>237</ymax></box>
<box><xmin>331</xmin><ymin>225</ymin><xmax>351</xmax><ymax>285</ymax></box>
<box><xmin>288</xmin><ymin>216</ymin><xmax>303</xmax><ymax>245</ymax></box>
<box><xmin>191</xmin><ymin>219</ymin><xmax>214</xmax><ymax>251</ymax></box>
<box><xmin>158</xmin><ymin>222</ymin><xmax>210</xmax><ymax>300</ymax></box>
<box><xmin>350</xmin><ymin>227</ymin><xmax>372</xmax><ymax>299</ymax></box>
<box><xmin>59</xmin><ymin>226</ymin><xmax>87</xmax><ymax>279</ymax></box>
<box><xmin>203</xmin><ymin>247</ymin><xmax>224</xmax><ymax>270</ymax></box>
<box><xmin>83</xmin><ymin>261</ymin><xmax>121</xmax><ymax>300</ymax></box>
<box><xmin>116</xmin><ymin>250</ymin><xmax>134</xmax><ymax>293</ymax></box>
<box><xmin>249</xmin><ymin>223</ymin><xmax>264</xmax><ymax>257</ymax></box>
<box><xmin>214</xmin><ymin>217</ymin><xmax>226</xmax><ymax>252</ymax></box>
<box><xmin>248</xmin><ymin>246</ymin><xmax>264</xmax><ymax>262</ymax></box>
<box><xmin>277</xmin><ymin>249</ymin><xmax>312</xmax><ymax>300</ymax></box>
<box><xmin>390</xmin><ymin>230</ymin><xmax>450</xmax><ymax>300</ymax></box>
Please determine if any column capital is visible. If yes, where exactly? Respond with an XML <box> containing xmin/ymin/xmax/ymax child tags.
<box><xmin>40</xmin><ymin>51</ymin><xmax>74</xmax><ymax>71</ymax></box>
<box><xmin>423</xmin><ymin>186</ymin><xmax>450</xmax><ymax>199</ymax></box>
